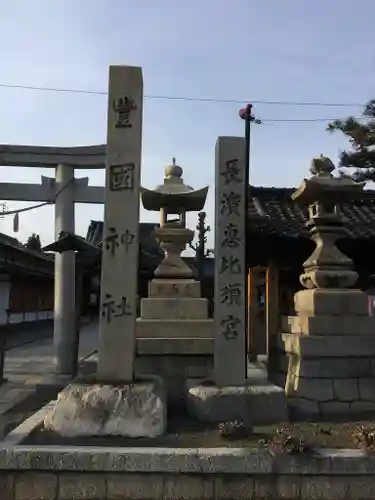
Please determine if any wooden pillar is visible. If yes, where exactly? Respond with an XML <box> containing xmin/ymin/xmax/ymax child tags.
<box><xmin>266</xmin><ymin>263</ymin><xmax>279</xmax><ymax>354</ymax></box>
<box><xmin>248</xmin><ymin>266</ymin><xmax>266</xmax><ymax>358</ymax></box>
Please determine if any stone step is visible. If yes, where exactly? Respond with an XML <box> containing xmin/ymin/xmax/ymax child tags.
<box><xmin>136</xmin><ymin>319</ymin><xmax>214</xmax><ymax>338</ymax></box>
<box><xmin>149</xmin><ymin>279</ymin><xmax>201</xmax><ymax>298</ymax></box>
<box><xmin>282</xmin><ymin>315</ymin><xmax>375</xmax><ymax>336</ymax></box>
<box><xmin>140</xmin><ymin>298</ymin><xmax>208</xmax><ymax>320</ymax></box>
<box><xmin>283</xmin><ymin>333</ymin><xmax>375</xmax><ymax>357</ymax></box>
<box><xmin>137</xmin><ymin>338</ymin><xmax>213</xmax><ymax>355</ymax></box>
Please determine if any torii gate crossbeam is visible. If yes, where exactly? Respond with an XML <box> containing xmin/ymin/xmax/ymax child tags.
<box><xmin>0</xmin><ymin>144</ymin><xmax>105</xmax><ymax>375</ymax></box>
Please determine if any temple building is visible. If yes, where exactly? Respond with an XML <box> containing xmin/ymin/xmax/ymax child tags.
<box><xmin>0</xmin><ymin>233</ymin><xmax>54</xmax><ymax>326</ymax></box>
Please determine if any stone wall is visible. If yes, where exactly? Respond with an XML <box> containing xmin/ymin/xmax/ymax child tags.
<box><xmin>2</xmin><ymin>447</ymin><xmax>375</xmax><ymax>499</ymax></box>
<box><xmin>268</xmin><ymin>329</ymin><xmax>375</xmax><ymax>420</ymax></box>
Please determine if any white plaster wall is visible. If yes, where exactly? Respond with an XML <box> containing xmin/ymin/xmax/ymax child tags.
<box><xmin>0</xmin><ymin>276</ymin><xmax>53</xmax><ymax>325</ymax></box>
<box><xmin>25</xmin><ymin>312</ymin><xmax>37</xmax><ymax>322</ymax></box>
<box><xmin>0</xmin><ymin>280</ymin><xmax>10</xmax><ymax>325</ymax></box>
<box><xmin>8</xmin><ymin>313</ymin><xmax>23</xmax><ymax>324</ymax></box>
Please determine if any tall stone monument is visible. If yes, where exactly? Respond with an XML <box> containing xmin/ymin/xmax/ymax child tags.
<box><xmin>186</xmin><ymin>137</ymin><xmax>287</xmax><ymax>425</ymax></box>
<box><xmin>284</xmin><ymin>156</ymin><xmax>375</xmax><ymax>418</ymax></box>
<box><xmin>44</xmin><ymin>66</ymin><xmax>166</xmax><ymax>438</ymax></box>
<box><xmin>97</xmin><ymin>65</ymin><xmax>142</xmax><ymax>382</ymax></box>
<box><xmin>214</xmin><ymin>136</ymin><xmax>247</xmax><ymax>387</ymax></box>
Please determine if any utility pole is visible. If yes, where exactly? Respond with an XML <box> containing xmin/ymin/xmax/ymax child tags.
<box><xmin>239</xmin><ymin>104</ymin><xmax>261</xmax><ymax>366</ymax></box>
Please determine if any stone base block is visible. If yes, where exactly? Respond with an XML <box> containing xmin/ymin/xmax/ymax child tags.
<box><xmin>294</xmin><ymin>288</ymin><xmax>369</xmax><ymax>317</ymax></box>
<box><xmin>185</xmin><ymin>379</ymin><xmax>288</xmax><ymax>425</ymax></box>
<box><xmin>136</xmin><ymin>318</ymin><xmax>214</xmax><ymax>338</ymax></box>
<box><xmin>283</xmin><ymin>333</ymin><xmax>375</xmax><ymax>358</ymax></box>
<box><xmin>137</xmin><ymin>357</ymin><xmax>213</xmax><ymax>408</ymax></box>
<box><xmin>149</xmin><ymin>279</ymin><xmax>201</xmax><ymax>298</ymax></box>
<box><xmin>137</xmin><ymin>338</ymin><xmax>213</xmax><ymax>355</ymax></box>
<box><xmin>43</xmin><ymin>379</ymin><xmax>166</xmax><ymax>438</ymax></box>
<box><xmin>283</xmin><ymin>315</ymin><xmax>375</xmax><ymax>336</ymax></box>
<box><xmin>140</xmin><ymin>297</ymin><xmax>208</xmax><ymax>320</ymax></box>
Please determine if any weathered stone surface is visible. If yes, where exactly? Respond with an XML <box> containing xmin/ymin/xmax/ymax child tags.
<box><xmin>214</xmin><ymin>136</ymin><xmax>247</xmax><ymax>387</ymax></box>
<box><xmin>359</xmin><ymin>378</ymin><xmax>375</xmax><ymax>401</ymax></box>
<box><xmin>107</xmin><ymin>473</ymin><xmax>164</xmax><ymax>500</ymax></box>
<box><xmin>276</xmin><ymin>476</ymin><xmax>301</xmax><ymax>499</ymax></box>
<box><xmin>149</xmin><ymin>279</ymin><xmax>201</xmax><ymax>298</ymax></box>
<box><xmin>300</xmin><ymin>476</ymin><xmax>348</xmax><ymax>499</ymax></box>
<box><xmin>348</xmin><ymin>477</ymin><xmax>375</xmax><ymax>499</ymax></box>
<box><xmin>97</xmin><ymin>65</ymin><xmax>143</xmax><ymax>382</ymax></box>
<box><xmin>289</xmin><ymin>377</ymin><xmax>334</xmax><ymax>402</ymax></box>
<box><xmin>333</xmin><ymin>379</ymin><xmax>359</xmax><ymax>401</ymax></box>
<box><xmin>2</xmin><ymin>447</ymin><xmax>375</xmax><ymax>480</ymax></box>
<box><xmin>294</xmin><ymin>288</ymin><xmax>369</xmax><ymax>317</ymax></box>
<box><xmin>287</xmin><ymin>397</ymin><xmax>320</xmax><ymax>416</ymax></box>
<box><xmin>254</xmin><ymin>476</ymin><xmax>275</xmax><ymax>499</ymax></box>
<box><xmin>214</xmin><ymin>476</ymin><xmax>254</xmax><ymax>500</ymax></box>
<box><xmin>285</xmin><ymin>315</ymin><xmax>375</xmax><ymax>336</ymax></box>
<box><xmin>136</xmin><ymin>354</ymin><xmax>213</xmax><ymax>405</ymax></box>
<box><xmin>136</xmin><ymin>318</ymin><xmax>214</xmax><ymax>338</ymax></box>
<box><xmin>284</xmin><ymin>333</ymin><xmax>375</xmax><ymax>358</ymax></box>
<box><xmin>140</xmin><ymin>297</ymin><xmax>208</xmax><ymax>319</ymax></box>
<box><xmin>0</xmin><ymin>473</ymin><xmax>14</xmax><ymax>500</ymax></box>
<box><xmin>186</xmin><ymin>380</ymin><xmax>287</xmax><ymax>424</ymax></box>
<box><xmin>290</xmin><ymin>358</ymin><xmax>372</xmax><ymax>379</ymax></box>
<box><xmin>136</xmin><ymin>338</ymin><xmax>214</xmax><ymax>355</ymax></box>
<box><xmin>59</xmin><ymin>473</ymin><xmax>105</xmax><ymax>500</ymax></box>
<box><xmin>15</xmin><ymin>472</ymin><xmax>57</xmax><ymax>500</ymax></box>
<box><xmin>164</xmin><ymin>475</ymin><xmax>214</xmax><ymax>500</ymax></box>
<box><xmin>350</xmin><ymin>401</ymin><xmax>375</xmax><ymax>413</ymax></box>
<box><xmin>320</xmin><ymin>401</ymin><xmax>350</xmax><ymax>416</ymax></box>
<box><xmin>44</xmin><ymin>380</ymin><xmax>166</xmax><ymax>438</ymax></box>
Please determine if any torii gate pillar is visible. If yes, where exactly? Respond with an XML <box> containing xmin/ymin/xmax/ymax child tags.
<box><xmin>54</xmin><ymin>164</ymin><xmax>76</xmax><ymax>375</ymax></box>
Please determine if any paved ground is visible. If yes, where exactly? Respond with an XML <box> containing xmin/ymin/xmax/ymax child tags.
<box><xmin>3</xmin><ymin>320</ymin><xmax>98</xmax><ymax>379</ymax></box>
<box><xmin>0</xmin><ymin>320</ymin><xmax>98</xmax><ymax>420</ymax></box>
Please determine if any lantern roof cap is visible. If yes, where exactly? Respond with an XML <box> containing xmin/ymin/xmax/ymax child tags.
<box><xmin>291</xmin><ymin>155</ymin><xmax>365</xmax><ymax>205</ymax></box>
<box><xmin>141</xmin><ymin>157</ymin><xmax>208</xmax><ymax>212</ymax></box>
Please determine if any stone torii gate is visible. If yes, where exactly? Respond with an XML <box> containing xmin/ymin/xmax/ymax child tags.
<box><xmin>0</xmin><ymin>144</ymin><xmax>105</xmax><ymax>375</ymax></box>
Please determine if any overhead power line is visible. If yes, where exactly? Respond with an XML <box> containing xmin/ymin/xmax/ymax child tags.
<box><xmin>0</xmin><ymin>82</ymin><xmax>365</xmax><ymax>108</ymax></box>
<box><xmin>0</xmin><ymin>177</ymin><xmax>74</xmax><ymax>217</ymax></box>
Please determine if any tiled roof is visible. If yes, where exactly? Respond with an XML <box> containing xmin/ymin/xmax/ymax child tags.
<box><xmin>248</xmin><ymin>187</ymin><xmax>375</xmax><ymax>240</ymax></box>
<box><xmin>0</xmin><ymin>232</ymin><xmax>53</xmax><ymax>260</ymax></box>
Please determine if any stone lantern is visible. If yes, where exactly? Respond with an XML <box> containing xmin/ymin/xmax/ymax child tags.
<box><xmin>141</xmin><ymin>158</ymin><xmax>208</xmax><ymax>280</ymax></box>
<box><xmin>136</xmin><ymin>160</ymin><xmax>214</xmax><ymax>403</ymax></box>
<box><xmin>291</xmin><ymin>155</ymin><xmax>365</xmax><ymax>291</ymax></box>
<box><xmin>283</xmin><ymin>156</ymin><xmax>375</xmax><ymax>420</ymax></box>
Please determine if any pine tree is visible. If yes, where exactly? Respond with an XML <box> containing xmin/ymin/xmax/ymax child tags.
<box><xmin>327</xmin><ymin>99</ymin><xmax>375</xmax><ymax>182</ymax></box>
<box><xmin>189</xmin><ymin>212</ymin><xmax>213</xmax><ymax>282</ymax></box>
<box><xmin>25</xmin><ymin>233</ymin><xmax>42</xmax><ymax>252</ymax></box>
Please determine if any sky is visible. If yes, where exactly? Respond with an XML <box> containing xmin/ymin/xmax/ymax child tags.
<box><xmin>0</xmin><ymin>0</ymin><xmax>374</xmax><ymax>249</ymax></box>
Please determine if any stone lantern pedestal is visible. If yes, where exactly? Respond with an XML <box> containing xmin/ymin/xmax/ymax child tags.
<box><xmin>284</xmin><ymin>156</ymin><xmax>375</xmax><ymax>419</ymax></box>
<box><xmin>135</xmin><ymin>161</ymin><xmax>214</xmax><ymax>404</ymax></box>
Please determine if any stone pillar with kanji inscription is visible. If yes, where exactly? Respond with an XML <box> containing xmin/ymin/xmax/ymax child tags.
<box><xmin>97</xmin><ymin>65</ymin><xmax>142</xmax><ymax>383</ymax></box>
<box><xmin>43</xmin><ymin>66</ymin><xmax>166</xmax><ymax>439</ymax></box>
<box><xmin>185</xmin><ymin>137</ymin><xmax>287</xmax><ymax>426</ymax></box>
<box><xmin>214</xmin><ymin>137</ymin><xmax>247</xmax><ymax>387</ymax></box>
